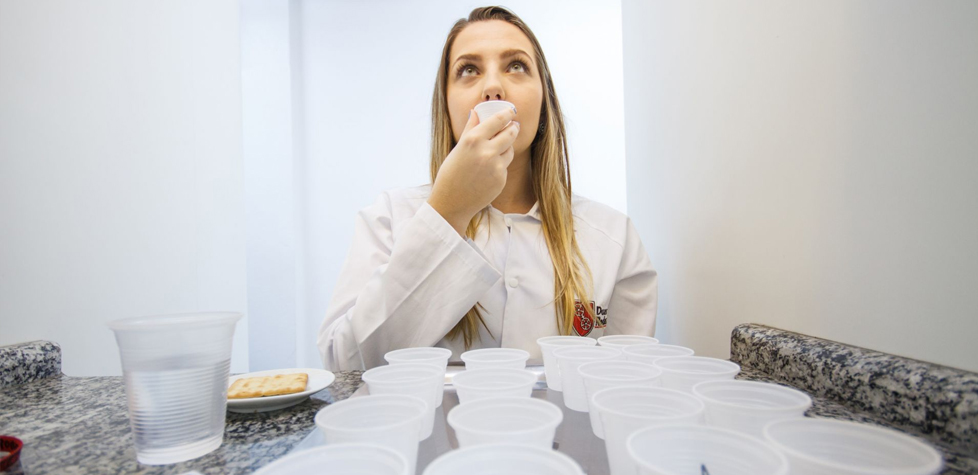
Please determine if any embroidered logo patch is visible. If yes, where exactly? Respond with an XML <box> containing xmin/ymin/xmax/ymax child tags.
<box><xmin>574</xmin><ymin>300</ymin><xmax>608</xmax><ymax>336</ymax></box>
<box><xmin>573</xmin><ymin>301</ymin><xmax>595</xmax><ymax>336</ymax></box>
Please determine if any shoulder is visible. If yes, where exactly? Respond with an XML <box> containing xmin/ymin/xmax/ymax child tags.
<box><xmin>364</xmin><ymin>185</ymin><xmax>431</xmax><ymax>215</ymax></box>
<box><xmin>571</xmin><ymin>194</ymin><xmax>632</xmax><ymax>249</ymax></box>
<box><xmin>358</xmin><ymin>185</ymin><xmax>432</xmax><ymax>230</ymax></box>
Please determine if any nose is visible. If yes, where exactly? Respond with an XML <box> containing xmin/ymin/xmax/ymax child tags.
<box><xmin>481</xmin><ymin>71</ymin><xmax>504</xmax><ymax>102</ymax></box>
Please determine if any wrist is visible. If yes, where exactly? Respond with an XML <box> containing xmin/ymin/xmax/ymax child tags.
<box><xmin>426</xmin><ymin>197</ymin><xmax>473</xmax><ymax>236</ymax></box>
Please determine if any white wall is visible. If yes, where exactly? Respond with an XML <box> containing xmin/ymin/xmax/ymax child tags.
<box><xmin>622</xmin><ymin>0</ymin><xmax>978</xmax><ymax>372</ymax></box>
<box><xmin>0</xmin><ymin>0</ymin><xmax>248</xmax><ymax>376</ymax></box>
<box><xmin>241</xmin><ymin>0</ymin><xmax>302</xmax><ymax>372</ymax></box>
<box><xmin>292</xmin><ymin>0</ymin><xmax>628</xmax><ymax>367</ymax></box>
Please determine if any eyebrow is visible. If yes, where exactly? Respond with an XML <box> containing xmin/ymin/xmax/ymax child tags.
<box><xmin>451</xmin><ymin>49</ymin><xmax>532</xmax><ymax>68</ymax></box>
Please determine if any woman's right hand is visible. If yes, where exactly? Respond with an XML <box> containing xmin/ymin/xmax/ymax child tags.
<box><xmin>427</xmin><ymin>107</ymin><xmax>521</xmax><ymax>236</ymax></box>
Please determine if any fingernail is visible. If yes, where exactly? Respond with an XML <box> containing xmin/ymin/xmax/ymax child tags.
<box><xmin>511</xmin><ymin>106</ymin><xmax>518</xmax><ymax>114</ymax></box>
<box><xmin>514</xmin><ymin>121</ymin><xmax>521</xmax><ymax>128</ymax></box>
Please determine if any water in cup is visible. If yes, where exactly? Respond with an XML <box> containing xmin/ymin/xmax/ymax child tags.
<box><xmin>108</xmin><ymin>311</ymin><xmax>241</xmax><ymax>465</ymax></box>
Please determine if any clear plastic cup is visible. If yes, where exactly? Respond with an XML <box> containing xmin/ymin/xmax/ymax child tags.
<box><xmin>653</xmin><ymin>356</ymin><xmax>740</xmax><ymax>393</ymax></box>
<box><xmin>622</xmin><ymin>343</ymin><xmax>694</xmax><ymax>365</ymax></box>
<box><xmin>107</xmin><ymin>311</ymin><xmax>241</xmax><ymax>465</ymax></box>
<box><xmin>692</xmin><ymin>380</ymin><xmax>812</xmax><ymax>438</ymax></box>
<box><xmin>253</xmin><ymin>443</ymin><xmax>409</xmax><ymax>475</ymax></box>
<box><xmin>552</xmin><ymin>346</ymin><xmax>621</xmax><ymax>412</ymax></box>
<box><xmin>362</xmin><ymin>363</ymin><xmax>443</xmax><ymax>440</ymax></box>
<box><xmin>627</xmin><ymin>424</ymin><xmax>789</xmax><ymax>475</ymax></box>
<box><xmin>385</xmin><ymin>347</ymin><xmax>452</xmax><ymax>407</ymax></box>
<box><xmin>763</xmin><ymin>418</ymin><xmax>944</xmax><ymax>475</ymax></box>
<box><xmin>452</xmin><ymin>368</ymin><xmax>536</xmax><ymax>405</ymax></box>
<box><xmin>460</xmin><ymin>348</ymin><xmax>530</xmax><ymax>370</ymax></box>
<box><xmin>315</xmin><ymin>394</ymin><xmax>427</xmax><ymax>475</ymax></box>
<box><xmin>536</xmin><ymin>336</ymin><xmax>597</xmax><ymax>391</ymax></box>
<box><xmin>592</xmin><ymin>385</ymin><xmax>705</xmax><ymax>475</ymax></box>
<box><xmin>473</xmin><ymin>100</ymin><xmax>517</xmax><ymax>122</ymax></box>
<box><xmin>422</xmin><ymin>444</ymin><xmax>585</xmax><ymax>475</ymax></box>
<box><xmin>578</xmin><ymin>360</ymin><xmax>662</xmax><ymax>439</ymax></box>
<box><xmin>447</xmin><ymin>397</ymin><xmax>563</xmax><ymax>449</ymax></box>
<box><xmin>597</xmin><ymin>335</ymin><xmax>660</xmax><ymax>348</ymax></box>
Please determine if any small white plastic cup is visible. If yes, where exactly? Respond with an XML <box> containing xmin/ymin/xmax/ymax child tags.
<box><xmin>552</xmin><ymin>346</ymin><xmax>621</xmax><ymax>412</ymax></box>
<box><xmin>692</xmin><ymin>380</ymin><xmax>812</xmax><ymax>438</ymax></box>
<box><xmin>252</xmin><ymin>443</ymin><xmax>409</xmax><ymax>475</ymax></box>
<box><xmin>578</xmin><ymin>360</ymin><xmax>662</xmax><ymax>439</ymax></box>
<box><xmin>422</xmin><ymin>444</ymin><xmax>585</xmax><ymax>475</ymax></box>
<box><xmin>315</xmin><ymin>394</ymin><xmax>427</xmax><ymax>475</ymax></box>
<box><xmin>447</xmin><ymin>397</ymin><xmax>563</xmax><ymax>449</ymax></box>
<box><xmin>592</xmin><ymin>386</ymin><xmax>705</xmax><ymax>475</ymax></box>
<box><xmin>597</xmin><ymin>335</ymin><xmax>660</xmax><ymax>348</ymax></box>
<box><xmin>362</xmin><ymin>363</ymin><xmax>442</xmax><ymax>440</ymax></box>
<box><xmin>107</xmin><ymin>311</ymin><xmax>241</xmax><ymax>465</ymax></box>
<box><xmin>473</xmin><ymin>100</ymin><xmax>517</xmax><ymax>123</ymax></box>
<box><xmin>622</xmin><ymin>343</ymin><xmax>694</xmax><ymax>365</ymax></box>
<box><xmin>460</xmin><ymin>348</ymin><xmax>529</xmax><ymax>370</ymax></box>
<box><xmin>385</xmin><ymin>347</ymin><xmax>451</xmax><ymax>407</ymax></box>
<box><xmin>451</xmin><ymin>368</ymin><xmax>536</xmax><ymax>405</ymax></box>
<box><xmin>653</xmin><ymin>356</ymin><xmax>740</xmax><ymax>393</ymax></box>
<box><xmin>627</xmin><ymin>424</ymin><xmax>789</xmax><ymax>475</ymax></box>
<box><xmin>763</xmin><ymin>418</ymin><xmax>944</xmax><ymax>475</ymax></box>
<box><xmin>536</xmin><ymin>336</ymin><xmax>597</xmax><ymax>391</ymax></box>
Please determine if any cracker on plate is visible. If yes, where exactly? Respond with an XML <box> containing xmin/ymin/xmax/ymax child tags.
<box><xmin>228</xmin><ymin>373</ymin><xmax>308</xmax><ymax>399</ymax></box>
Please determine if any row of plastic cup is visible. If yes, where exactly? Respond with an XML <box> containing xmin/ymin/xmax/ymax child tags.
<box><xmin>591</xmin><ymin>378</ymin><xmax>942</xmax><ymax>475</ymax></box>
<box><xmin>308</xmin><ymin>347</ymin><xmax>453</xmax><ymax>475</ymax></box>
<box><xmin>618</xmin><ymin>417</ymin><xmax>944</xmax><ymax>475</ymax></box>
<box><xmin>257</xmin><ymin>443</ymin><xmax>584</xmax><ymax>475</ymax></box>
<box><xmin>283</xmin><ymin>346</ymin><xmax>585</xmax><ymax>475</ymax></box>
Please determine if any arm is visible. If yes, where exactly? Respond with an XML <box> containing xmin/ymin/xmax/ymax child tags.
<box><xmin>605</xmin><ymin>218</ymin><xmax>658</xmax><ymax>336</ymax></box>
<box><xmin>317</xmin><ymin>192</ymin><xmax>501</xmax><ymax>370</ymax></box>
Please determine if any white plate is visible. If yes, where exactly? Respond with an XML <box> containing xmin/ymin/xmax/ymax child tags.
<box><xmin>227</xmin><ymin>368</ymin><xmax>335</xmax><ymax>413</ymax></box>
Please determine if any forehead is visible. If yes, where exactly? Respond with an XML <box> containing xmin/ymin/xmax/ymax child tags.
<box><xmin>449</xmin><ymin>20</ymin><xmax>536</xmax><ymax>63</ymax></box>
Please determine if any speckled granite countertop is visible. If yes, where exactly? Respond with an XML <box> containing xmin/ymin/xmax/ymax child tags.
<box><xmin>2</xmin><ymin>327</ymin><xmax>976</xmax><ymax>474</ymax></box>
<box><xmin>0</xmin><ymin>371</ymin><xmax>363</xmax><ymax>474</ymax></box>
<box><xmin>732</xmin><ymin>324</ymin><xmax>978</xmax><ymax>475</ymax></box>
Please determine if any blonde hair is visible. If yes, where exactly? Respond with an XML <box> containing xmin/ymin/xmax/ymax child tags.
<box><xmin>430</xmin><ymin>6</ymin><xmax>593</xmax><ymax>348</ymax></box>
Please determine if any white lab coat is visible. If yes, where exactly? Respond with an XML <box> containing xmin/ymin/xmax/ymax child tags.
<box><xmin>317</xmin><ymin>185</ymin><xmax>657</xmax><ymax>371</ymax></box>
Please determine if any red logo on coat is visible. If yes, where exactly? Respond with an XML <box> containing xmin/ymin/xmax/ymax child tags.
<box><xmin>573</xmin><ymin>300</ymin><xmax>596</xmax><ymax>336</ymax></box>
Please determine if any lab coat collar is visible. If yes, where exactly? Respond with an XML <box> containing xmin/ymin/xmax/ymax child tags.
<box><xmin>488</xmin><ymin>201</ymin><xmax>541</xmax><ymax>222</ymax></box>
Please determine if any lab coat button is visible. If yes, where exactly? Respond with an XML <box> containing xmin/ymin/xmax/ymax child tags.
<box><xmin>505</xmin><ymin>218</ymin><xmax>513</xmax><ymax>227</ymax></box>
<box><xmin>506</xmin><ymin>277</ymin><xmax>519</xmax><ymax>288</ymax></box>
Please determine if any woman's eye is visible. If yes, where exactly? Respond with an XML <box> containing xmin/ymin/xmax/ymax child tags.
<box><xmin>510</xmin><ymin>61</ymin><xmax>526</xmax><ymax>73</ymax></box>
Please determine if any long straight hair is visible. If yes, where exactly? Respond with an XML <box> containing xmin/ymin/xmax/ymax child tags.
<box><xmin>430</xmin><ymin>6</ymin><xmax>593</xmax><ymax>347</ymax></box>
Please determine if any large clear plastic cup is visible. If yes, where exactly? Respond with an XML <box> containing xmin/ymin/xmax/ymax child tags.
<box><xmin>422</xmin><ymin>444</ymin><xmax>585</xmax><ymax>475</ymax></box>
<box><xmin>622</xmin><ymin>343</ymin><xmax>694</xmax><ymax>365</ymax></box>
<box><xmin>592</xmin><ymin>385</ymin><xmax>705</xmax><ymax>475</ymax></box>
<box><xmin>362</xmin><ymin>364</ymin><xmax>442</xmax><ymax>440</ymax></box>
<box><xmin>253</xmin><ymin>443</ymin><xmax>409</xmax><ymax>475</ymax></box>
<box><xmin>447</xmin><ymin>397</ymin><xmax>563</xmax><ymax>449</ymax></box>
<box><xmin>552</xmin><ymin>346</ymin><xmax>621</xmax><ymax>412</ymax></box>
<box><xmin>385</xmin><ymin>347</ymin><xmax>452</xmax><ymax>407</ymax></box>
<box><xmin>315</xmin><ymin>394</ymin><xmax>427</xmax><ymax>475</ymax></box>
<box><xmin>763</xmin><ymin>418</ymin><xmax>943</xmax><ymax>475</ymax></box>
<box><xmin>578</xmin><ymin>360</ymin><xmax>662</xmax><ymax>439</ymax></box>
<box><xmin>653</xmin><ymin>356</ymin><xmax>740</xmax><ymax>393</ymax></box>
<box><xmin>452</xmin><ymin>368</ymin><xmax>536</xmax><ymax>405</ymax></box>
<box><xmin>536</xmin><ymin>336</ymin><xmax>596</xmax><ymax>391</ymax></box>
<box><xmin>692</xmin><ymin>380</ymin><xmax>812</xmax><ymax>437</ymax></box>
<box><xmin>597</xmin><ymin>335</ymin><xmax>660</xmax><ymax>348</ymax></box>
<box><xmin>627</xmin><ymin>424</ymin><xmax>789</xmax><ymax>475</ymax></box>
<box><xmin>460</xmin><ymin>348</ymin><xmax>529</xmax><ymax>370</ymax></box>
<box><xmin>107</xmin><ymin>311</ymin><xmax>241</xmax><ymax>465</ymax></box>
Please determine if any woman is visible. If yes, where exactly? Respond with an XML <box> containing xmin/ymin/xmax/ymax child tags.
<box><xmin>317</xmin><ymin>6</ymin><xmax>657</xmax><ymax>371</ymax></box>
